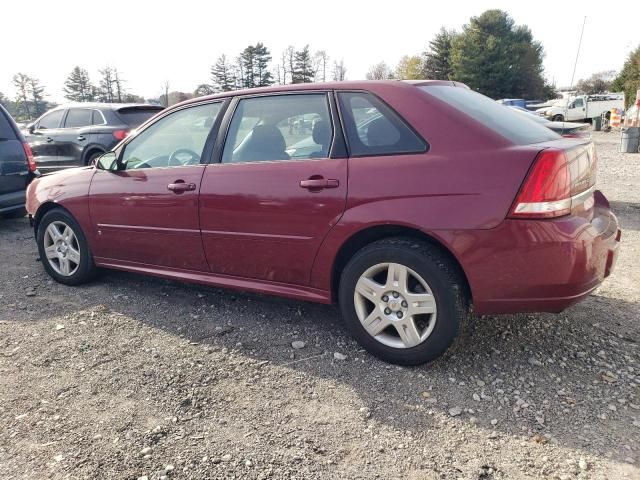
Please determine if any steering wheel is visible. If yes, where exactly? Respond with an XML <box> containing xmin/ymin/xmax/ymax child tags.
<box><xmin>168</xmin><ymin>148</ymin><xmax>200</xmax><ymax>166</ymax></box>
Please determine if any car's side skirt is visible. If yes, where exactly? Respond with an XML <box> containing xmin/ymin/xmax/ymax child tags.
<box><xmin>93</xmin><ymin>257</ymin><xmax>332</xmax><ymax>304</ymax></box>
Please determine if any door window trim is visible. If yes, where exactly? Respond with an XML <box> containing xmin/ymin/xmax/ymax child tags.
<box><xmin>211</xmin><ymin>91</ymin><xmax>347</xmax><ymax>166</ymax></box>
<box><xmin>113</xmin><ymin>99</ymin><xmax>230</xmax><ymax>168</ymax></box>
<box><xmin>36</xmin><ymin>109</ymin><xmax>66</xmax><ymax>130</ymax></box>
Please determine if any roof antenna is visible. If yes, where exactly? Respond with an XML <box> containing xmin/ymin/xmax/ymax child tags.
<box><xmin>564</xmin><ymin>16</ymin><xmax>587</xmax><ymax>121</ymax></box>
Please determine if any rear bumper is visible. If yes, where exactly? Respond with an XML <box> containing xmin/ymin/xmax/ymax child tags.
<box><xmin>451</xmin><ymin>190</ymin><xmax>621</xmax><ymax>315</ymax></box>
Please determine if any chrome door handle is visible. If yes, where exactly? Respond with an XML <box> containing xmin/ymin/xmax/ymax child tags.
<box><xmin>46</xmin><ymin>137</ymin><xmax>53</xmax><ymax>142</ymax></box>
<box><xmin>300</xmin><ymin>178</ymin><xmax>339</xmax><ymax>189</ymax></box>
<box><xmin>167</xmin><ymin>182</ymin><xmax>196</xmax><ymax>192</ymax></box>
<box><xmin>77</xmin><ymin>135</ymin><xmax>86</xmax><ymax>141</ymax></box>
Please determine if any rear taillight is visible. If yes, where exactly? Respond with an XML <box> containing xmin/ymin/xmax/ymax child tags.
<box><xmin>112</xmin><ymin>129</ymin><xmax>129</xmax><ymax>141</ymax></box>
<box><xmin>23</xmin><ymin>142</ymin><xmax>36</xmax><ymax>172</ymax></box>
<box><xmin>510</xmin><ymin>144</ymin><xmax>597</xmax><ymax>219</ymax></box>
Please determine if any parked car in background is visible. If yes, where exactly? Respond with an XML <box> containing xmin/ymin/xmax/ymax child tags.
<box><xmin>26</xmin><ymin>80</ymin><xmax>620</xmax><ymax>365</ymax></box>
<box><xmin>0</xmin><ymin>104</ymin><xmax>38</xmax><ymax>218</ymax></box>
<box><xmin>537</xmin><ymin>93</ymin><xmax>624</xmax><ymax>122</ymax></box>
<box><xmin>496</xmin><ymin>98</ymin><xmax>543</xmax><ymax>110</ymax></box>
<box><xmin>24</xmin><ymin>103</ymin><xmax>164</xmax><ymax>172</ymax></box>
<box><xmin>509</xmin><ymin>106</ymin><xmax>591</xmax><ymax>138</ymax></box>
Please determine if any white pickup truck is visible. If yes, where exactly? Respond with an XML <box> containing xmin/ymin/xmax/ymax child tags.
<box><xmin>537</xmin><ymin>94</ymin><xmax>624</xmax><ymax>122</ymax></box>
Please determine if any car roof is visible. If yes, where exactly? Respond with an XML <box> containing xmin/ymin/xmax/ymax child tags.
<box><xmin>174</xmin><ymin>80</ymin><xmax>465</xmax><ymax>109</ymax></box>
<box><xmin>50</xmin><ymin>103</ymin><xmax>163</xmax><ymax>112</ymax></box>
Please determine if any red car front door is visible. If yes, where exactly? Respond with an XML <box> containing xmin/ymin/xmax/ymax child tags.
<box><xmin>199</xmin><ymin>93</ymin><xmax>347</xmax><ymax>286</ymax></box>
<box><xmin>88</xmin><ymin>101</ymin><xmax>225</xmax><ymax>271</ymax></box>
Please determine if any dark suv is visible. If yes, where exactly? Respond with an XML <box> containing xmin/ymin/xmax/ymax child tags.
<box><xmin>0</xmin><ymin>104</ymin><xmax>38</xmax><ymax>218</ymax></box>
<box><xmin>24</xmin><ymin>103</ymin><xmax>164</xmax><ymax>171</ymax></box>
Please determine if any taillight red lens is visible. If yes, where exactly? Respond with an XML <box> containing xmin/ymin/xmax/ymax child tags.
<box><xmin>510</xmin><ymin>144</ymin><xmax>597</xmax><ymax>219</ymax></box>
<box><xmin>23</xmin><ymin>142</ymin><xmax>37</xmax><ymax>172</ymax></box>
<box><xmin>112</xmin><ymin>129</ymin><xmax>129</xmax><ymax>141</ymax></box>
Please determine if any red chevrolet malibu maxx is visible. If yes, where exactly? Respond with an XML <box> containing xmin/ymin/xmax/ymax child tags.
<box><xmin>26</xmin><ymin>81</ymin><xmax>620</xmax><ymax>365</ymax></box>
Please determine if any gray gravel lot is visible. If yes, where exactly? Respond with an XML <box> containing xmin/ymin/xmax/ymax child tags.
<box><xmin>0</xmin><ymin>131</ymin><xmax>638</xmax><ymax>479</ymax></box>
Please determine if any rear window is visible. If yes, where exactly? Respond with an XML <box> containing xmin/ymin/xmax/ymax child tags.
<box><xmin>0</xmin><ymin>109</ymin><xmax>17</xmax><ymax>140</ymax></box>
<box><xmin>116</xmin><ymin>107</ymin><xmax>163</xmax><ymax>127</ymax></box>
<box><xmin>421</xmin><ymin>86</ymin><xmax>559</xmax><ymax>145</ymax></box>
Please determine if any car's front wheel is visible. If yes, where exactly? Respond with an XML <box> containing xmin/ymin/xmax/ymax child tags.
<box><xmin>37</xmin><ymin>209</ymin><xmax>96</xmax><ymax>285</ymax></box>
<box><xmin>339</xmin><ymin>238</ymin><xmax>468</xmax><ymax>365</ymax></box>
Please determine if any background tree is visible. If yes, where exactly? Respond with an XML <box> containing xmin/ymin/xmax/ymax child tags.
<box><xmin>313</xmin><ymin>50</ymin><xmax>329</xmax><ymax>82</ymax></box>
<box><xmin>113</xmin><ymin>69</ymin><xmax>126</xmax><ymax>103</ymax></box>
<box><xmin>423</xmin><ymin>28</ymin><xmax>456</xmax><ymax>80</ymax></box>
<box><xmin>63</xmin><ymin>66</ymin><xmax>95</xmax><ymax>102</ymax></box>
<box><xmin>161</xmin><ymin>81</ymin><xmax>170</xmax><ymax>107</ymax></box>
<box><xmin>292</xmin><ymin>45</ymin><xmax>314</xmax><ymax>83</ymax></box>
<box><xmin>450</xmin><ymin>9</ymin><xmax>546</xmax><ymax>99</ymax></box>
<box><xmin>28</xmin><ymin>76</ymin><xmax>47</xmax><ymax>116</ymax></box>
<box><xmin>0</xmin><ymin>91</ymin><xmax>8</xmax><ymax>108</ymax></box>
<box><xmin>98</xmin><ymin>67</ymin><xmax>116</xmax><ymax>102</ymax></box>
<box><xmin>253</xmin><ymin>42</ymin><xmax>273</xmax><ymax>87</ymax></box>
<box><xmin>239</xmin><ymin>45</ymin><xmax>256</xmax><ymax>88</ymax></box>
<box><xmin>575</xmin><ymin>70</ymin><xmax>616</xmax><ymax>94</ymax></box>
<box><xmin>211</xmin><ymin>55</ymin><xmax>236</xmax><ymax>92</ymax></box>
<box><xmin>366</xmin><ymin>61</ymin><xmax>394</xmax><ymax>80</ymax></box>
<box><xmin>332</xmin><ymin>59</ymin><xmax>347</xmax><ymax>81</ymax></box>
<box><xmin>612</xmin><ymin>45</ymin><xmax>640</xmax><ymax>108</ymax></box>
<box><xmin>194</xmin><ymin>84</ymin><xmax>215</xmax><ymax>97</ymax></box>
<box><xmin>13</xmin><ymin>73</ymin><xmax>32</xmax><ymax>119</ymax></box>
<box><xmin>395</xmin><ymin>55</ymin><xmax>423</xmax><ymax>80</ymax></box>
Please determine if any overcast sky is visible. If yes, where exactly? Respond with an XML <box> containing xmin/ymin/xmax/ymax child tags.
<box><xmin>1</xmin><ymin>0</ymin><xmax>638</xmax><ymax>103</ymax></box>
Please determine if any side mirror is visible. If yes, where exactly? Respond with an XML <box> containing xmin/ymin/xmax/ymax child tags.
<box><xmin>27</xmin><ymin>123</ymin><xmax>35</xmax><ymax>134</ymax></box>
<box><xmin>95</xmin><ymin>152</ymin><xmax>117</xmax><ymax>171</ymax></box>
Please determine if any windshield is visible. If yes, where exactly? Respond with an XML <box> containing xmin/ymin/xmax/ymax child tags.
<box><xmin>421</xmin><ymin>86</ymin><xmax>559</xmax><ymax>145</ymax></box>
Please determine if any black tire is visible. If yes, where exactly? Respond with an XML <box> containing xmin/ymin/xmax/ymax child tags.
<box><xmin>338</xmin><ymin>237</ymin><xmax>468</xmax><ymax>365</ymax></box>
<box><xmin>85</xmin><ymin>150</ymin><xmax>104</xmax><ymax>166</ymax></box>
<box><xmin>552</xmin><ymin>114</ymin><xmax>564</xmax><ymax>122</ymax></box>
<box><xmin>2</xmin><ymin>207</ymin><xmax>26</xmax><ymax>219</ymax></box>
<box><xmin>37</xmin><ymin>209</ymin><xmax>97</xmax><ymax>286</ymax></box>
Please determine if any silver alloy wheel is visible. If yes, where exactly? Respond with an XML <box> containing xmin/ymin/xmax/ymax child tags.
<box><xmin>43</xmin><ymin>221</ymin><xmax>81</xmax><ymax>277</ymax></box>
<box><xmin>353</xmin><ymin>262</ymin><xmax>437</xmax><ymax>349</ymax></box>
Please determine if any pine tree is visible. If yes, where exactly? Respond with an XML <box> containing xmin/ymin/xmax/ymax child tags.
<box><xmin>211</xmin><ymin>55</ymin><xmax>236</xmax><ymax>92</ymax></box>
<box><xmin>63</xmin><ymin>66</ymin><xmax>95</xmax><ymax>102</ymax></box>
<box><xmin>253</xmin><ymin>42</ymin><xmax>273</xmax><ymax>87</ymax></box>
<box><xmin>292</xmin><ymin>45</ymin><xmax>314</xmax><ymax>83</ymax></box>
<box><xmin>13</xmin><ymin>73</ymin><xmax>31</xmax><ymax>119</ymax></box>
<box><xmin>423</xmin><ymin>28</ymin><xmax>455</xmax><ymax>80</ymax></box>
<box><xmin>98</xmin><ymin>67</ymin><xmax>116</xmax><ymax>102</ymax></box>
<box><xmin>240</xmin><ymin>46</ymin><xmax>256</xmax><ymax>88</ymax></box>
<box><xmin>28</xmin><ymin>76</ymin><xmax>46</xmax><ymax>116</ymax></box>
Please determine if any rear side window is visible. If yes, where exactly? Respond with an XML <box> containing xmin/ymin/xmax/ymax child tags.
<box><xmin>64</xmin><ymin>109</ymin><xmax>92</xmax><ymax>128</ymax></box>
<box><xmin>421</xmin><ymin>86</ymin><xmax>559</xmax><ymax>145</ymax></box>
<box><xmin>92</xmin><ymin>110</ymin><xmax>106</xmax><ymax>125</ymax></box>
<box><xmin>0</xmin><ymin>110</ymin><xmax>17</xmax><ymax>140</ymax></box>
<box><xmin>337</xmin><ymin>92</ymin><xmax>427</xmax><ymax>156</ymax></box>
<box><xmin>117</xmin><ymin>107</ymin><xmax>163</xmax><ymax>128</ymax></box>
<box><xmin>38</xmin><ymin>110</ymin><xmax>64</xmax><ymax>129</ymax></box>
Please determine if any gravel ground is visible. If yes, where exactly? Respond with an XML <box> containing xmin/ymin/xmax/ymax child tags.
<box><xmin>0</xmin><ymin>131</ymin><xmax>638</xmax><ymax>480</ymax></box>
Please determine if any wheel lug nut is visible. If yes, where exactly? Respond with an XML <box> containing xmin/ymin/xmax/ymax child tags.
<box><xmin>401</xmin><ymin>301</ymin><xmax>408</xmax><ymax>308</ymax></box>
<box><xmin>384</xmin><ymin>307</ymin><xmax>391</xmax><ymax>315</ymax></box>
<box><xmin>392</xmin><ymin>291</ymin><xmax>399</xmax><ymax>298</ymax></box>
<box><xmin>397</xmin><ymin>311</ymin><xmax>403</xmax><ymax>319</ymax></box>
<box><xmin>382</xmin><ymin>295</ymin><xmax>388</xmax><ymax>302</ymax></box>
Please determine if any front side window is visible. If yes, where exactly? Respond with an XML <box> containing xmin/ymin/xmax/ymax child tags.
<box><xmin>64</xmin><ymin>109</ymin><xmax>93</xmax><ymax>128</ymax></box>
<box><xmin>573</xmin><ymin>98</ymin><xmax>584</xmax><ymax>108</ymax></box>
<box><xmin>38</xmin><ymin>110</ymin><xmax>65</xmax><ymax>129</ymax></box>
<box><xmin>337</xmin><ymin>92</ymin><xmax>427</xmax><ymax>156</ymax></box>
<box><xmin>222</xmin><ymin>94</ymin><xmax>333</xmax><ymax>163</ymax></box>
<box><xmin>120</xmin><ymin>102</ymin><xmax>222</xmax><ymax>170</ymax></box>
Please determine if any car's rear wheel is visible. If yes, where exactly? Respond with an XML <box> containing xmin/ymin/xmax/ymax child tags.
<box><xmin>37</xmin><ymin>209</ymin><xmax>96</xmax><ymax>285</ymax></box>
<box><xmin>339</xmin><ymin>238</ymin><xmax>468</xmax><ymax>365</ymax></box>
<box><xmin>85</xmin><ymin>150</ymin><xmax>104</xmax><ymax>166</ymax></box>
<box><xmin>2</xmin><ymin>207</ymin><xmax>26</xmax><ymax>219</ymax></box>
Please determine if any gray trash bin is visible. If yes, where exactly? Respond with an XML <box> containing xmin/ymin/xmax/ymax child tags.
<box><xmin>620</xmin><ymin>127</ymin><xmax>640</xmax><ymax>153</ymax></box>
<box><xmin>593</xmin><ymin>116</ymin><xmax>602</xmax><ymax>131</ymax></box>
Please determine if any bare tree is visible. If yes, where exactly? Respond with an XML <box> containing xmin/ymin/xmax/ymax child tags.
<box><xmin>162</xmin><ymin>81</ymin><xmax>170</xmax><ymax>107</ymax></box>
<box><xmin>284</xmin><ymin>46</ymin><xmax>296</xmax><ymax>84</ymax></box>
<box><xmin>113</xmin><ymin>69</ymin><xmax>125</xmax><ymax>103</ymax></box>
<box><xmin>332</xmin><ymin>59</ymin><xmax>347</xmax><ymax>81</ymax></box>
<box><xmin>366</xmin><ymin>61</ymin><xmax>394</xmax><ymax>80</ymax></box>
<box><xmin>313</xmin><ymin>50</ymin><xmax>329</xmax><ymax>82</ymax></box>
